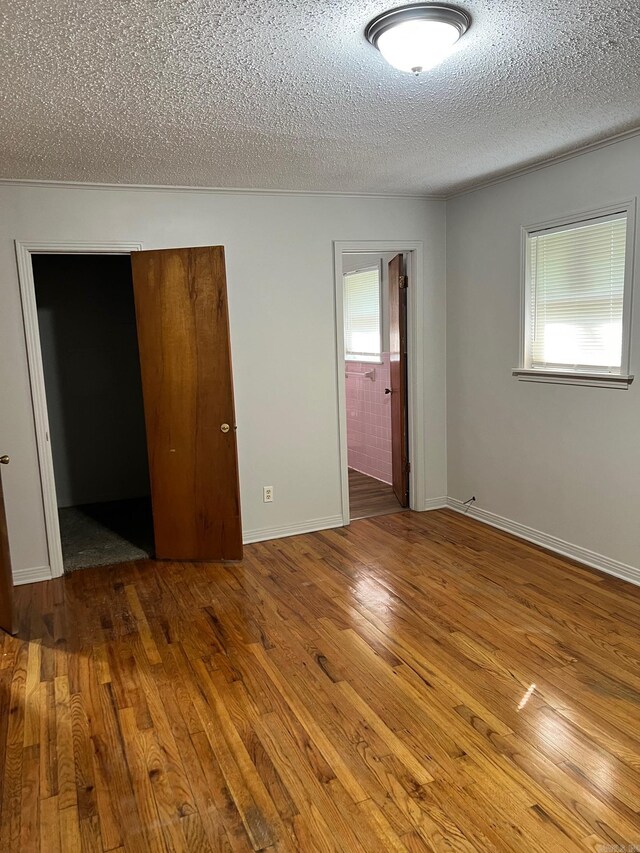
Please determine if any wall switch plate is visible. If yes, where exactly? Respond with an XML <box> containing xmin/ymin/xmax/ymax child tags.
<box><xmin>263</xmin><ymin>486</ymin><xmax>273</xmax><ymax>503</ymax></box>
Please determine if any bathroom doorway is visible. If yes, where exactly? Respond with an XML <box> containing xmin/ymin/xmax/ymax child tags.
<box><xmin>341</xmin><ymin>250</ymin><xmax>410</xmax><ymax>521</ymax></box>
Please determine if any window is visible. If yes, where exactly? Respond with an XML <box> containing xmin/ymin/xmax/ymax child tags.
<box><xmin>344</xmin><ymin>266</ymin><xmax>382</xmax><ymax>362</ymax></box>
<box><xmin>514</xmin><ymin>203</ymin><xmax>635</xmax><ymax>388</ymax></box>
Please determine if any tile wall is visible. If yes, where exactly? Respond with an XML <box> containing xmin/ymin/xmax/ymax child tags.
<box><xmin>345</xmin><ymin>353</ymin><xmax>392</xmax><ymax>484</ymax></box>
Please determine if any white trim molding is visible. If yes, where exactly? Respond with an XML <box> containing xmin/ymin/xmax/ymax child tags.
<box><xmin>4</xmin><ymin>125</ymin><xmax>640</xmax><ymax>202</ymax></box>
<box><xmin>512</xmin><ymin>368</ymin><xmax>634</xmax><ymax>389</ymax></box>
<box><xmin>423</xmin><ymin>497</ymin><xmax>448</xmax><ymax>511</ymax></box>
<box><xmin>14</xmin><ymin>501</ymin><xmax>640</xmax><ymax>591</ymax></box>
<box><xmin>14</xmin><ymin>239</ymin><xmax>143</xmax><ymax>580</ymax></box>
<box><xmin>0</xmin><ymin>178</ymin><xmax>438</xmax><ymax>201</ymax></box>
<box><xmin>13</xmin><ymin>565</ymin><xmax>53</xmax><ymax>586</ymax></box>
<box><xmin>243</xmin><ymin>515</ymin><xmax>344</xmax><ymax>545</ymax></box>
<box><xmin>447</xmin><ymin>125</ymin><xmax>640</xmax><ymax>199</ymax></box>
<box><xmin>333</xmin><ymin>241</ymin><xmax>426</xmax><ymax>527</ymax></box>
<box><xmin>447</xmin><ymin>498</ymin><xmax>640</xmax><ymax>588</ymax></box>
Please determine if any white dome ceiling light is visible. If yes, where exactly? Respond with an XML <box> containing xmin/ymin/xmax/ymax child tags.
<box><xmin>365</xmin><ymin>3</ymin><xmax>471</xmax><ymax>75</ymax></box>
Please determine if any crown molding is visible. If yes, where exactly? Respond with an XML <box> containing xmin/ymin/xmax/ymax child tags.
<box><xmin>445</xmin><ymin>124</ymin><xmax>640</xmax><ymax>200</ymax></box>
<box><xmin>0</xmin><ymin>177</ymin><xmax>443</xmax><ymax>202</ymax></box>
<box><xmin>2</xmin><ymin>123</ymin><xmax>640</xmax><ymax>202</ymax></box>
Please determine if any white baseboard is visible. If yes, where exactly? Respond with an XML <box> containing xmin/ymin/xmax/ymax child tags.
<box><xmin>243</xmin><ymin>514</ymin><xmax>344</xmax><ymax>545</ymax></box>
<box><xmin>15</xmin><ymin>505</ymin><xmax>639</xmax><ymax>591</ymax></box>
<box><xmin>13</xmin><ymin>564</ymin><xmax>53</xmax><ymax>586</ymax></box>
<box><xmin>422</xmin><ymin>496</ymin><xmax>449</xmax><ymax>511</ymax></box>
<box><xmin>12</xmin><ymin>519</ymin><xmax>346</xmax><ymax>584</ymax></box>
<box><xmin>446</xmin><ymin>498</ymin><xmax>640</xmax><ymax>588</ymax></box>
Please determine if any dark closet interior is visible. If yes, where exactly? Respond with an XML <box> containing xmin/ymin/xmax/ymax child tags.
<box><xmin>33</xmin><ymin>253</ymin><xmax>153</xmax><ymax>571</ymax></box>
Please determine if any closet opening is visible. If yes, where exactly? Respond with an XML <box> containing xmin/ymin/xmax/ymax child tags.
<box><xmin>32</xmin><ymin>253</ymin><xmax>153</xmax><ymax>572</ymax></box>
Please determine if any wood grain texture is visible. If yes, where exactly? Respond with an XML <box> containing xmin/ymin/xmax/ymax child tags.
<box><xmin>2</xmin><ymin>509</ymin><xmax>640</xmax><ymax>851</ymax></box>
<box><xmin>348</xmin><ymin>468</ymin><xmax>404</xmax><ymax>521</ymax></box>
<box><xmin>0</xmin><ymin>465</ymin><xmax>16</xmax><ymax>635</ymax></box>
<box><xmin>388</xmin><ymin>254</ymin><xmax>409</xmax><ymax>508</ymax></box>
<box><xmin>131</xmin><ymin>246</ymin><xmax>242</xmax><ymax>561</ymax></box>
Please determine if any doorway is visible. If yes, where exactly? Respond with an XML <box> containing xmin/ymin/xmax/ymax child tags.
<box><xmin>32</xmin><ymin>253</ymin><xmax>154</xmax><ymax>571</ymax></box>
<box><xmin>341</xmin><ymin>250</ymin><xmax>410</xmax><ymax>521</ymax></box>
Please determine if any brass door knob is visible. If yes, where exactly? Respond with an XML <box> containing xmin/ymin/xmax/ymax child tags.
<box><xmin>220</xmin><ymin>424</ymin><xmax>230</xmax><ymax>433</ymax></box>
<box><xmin>0</xmin><ymin>455</ymin><xmax>9</xmax><ymax>464</ymax></box>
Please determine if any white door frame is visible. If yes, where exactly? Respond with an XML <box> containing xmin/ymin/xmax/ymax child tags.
<box><xmin>15</xmin><ymin>240</ymin><xmax>143</xmax><ymax>579</ymax></box>
<box><xmin>333</xmin><ymin>241</ymin><xmax>425</xmax><ymax>525</ymax></box>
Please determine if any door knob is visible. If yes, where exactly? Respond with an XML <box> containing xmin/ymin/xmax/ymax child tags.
<box><xmin>220</xmin><ymin>424</ymin><xmax>230</xmax><ymax>433</ymax></box>
<box><xmin>0</xmin><ymin>455</ymin><xmax>9</xmax><ymax>465</ymax></box>
<box><xmin>384</xmin><ymin>388</ymin><xmax>392</xmax><ymax>395</ymax></box>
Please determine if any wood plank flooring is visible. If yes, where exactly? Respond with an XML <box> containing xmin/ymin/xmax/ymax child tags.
<box><xmin>2</xmin><ymin>509</ymin><xmax>640</xmax><ymax>851</ymax></box>
<box><xmin>348</xmin><ymin>468</ymin><xmax>404</xmax><ymax>520</ymax></box>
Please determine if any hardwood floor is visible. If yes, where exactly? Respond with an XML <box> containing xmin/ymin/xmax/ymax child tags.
<box><xmin>2</xmin><ymin>509</ymin><xmax>640</xmax><ymax>851</ymax></box>
<box><xmin>349</xmin><ymin>468</ymin><xmax>405</xmax><ymax>520</ymax></box>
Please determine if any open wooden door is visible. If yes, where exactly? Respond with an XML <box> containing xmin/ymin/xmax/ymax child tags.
<box><xmin>0</xmin><ymin>455</ymin><xmax>17</xmax><ymax>635</ymax></box>
<box><xmin>388</xmin><ymin>254</ymin><xmax>409</xmax><ymax>508</ymax></box>
<box><xmin>130</xmin><ymin>246</ymin><xmax>242</xmax><ymax>561</ymax></box>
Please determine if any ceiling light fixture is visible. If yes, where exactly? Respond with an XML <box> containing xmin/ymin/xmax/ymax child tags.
<box><xmin>365</xmin><ymin>3</ymin><xmax>471</xmax><ymax>75</ymax></box>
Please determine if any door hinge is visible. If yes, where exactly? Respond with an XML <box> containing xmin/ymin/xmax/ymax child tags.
<box><xmin>399</xmin><ymin>275</ymin><xmax>408</xmax><ymax>289</ymax></box>
<box><xmin>405</xmin><ymin>461</ymin><xmax>411</xmax><ymax>473</ymax></box>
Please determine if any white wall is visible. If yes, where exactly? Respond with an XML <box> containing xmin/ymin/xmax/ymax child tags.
<box><xmin>446</xmin><ymin>135</ymin><xmax>640</xmax><ymax>572</ymax></box>
<box><xmin>0</xmin><ymin>182</ymin><xmax>446</xmax><ymax>580</ymax></box>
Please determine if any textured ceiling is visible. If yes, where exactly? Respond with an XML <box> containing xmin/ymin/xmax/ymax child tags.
<box><xmin>2</xmin><ymin>0</ymin><xmax>640</xmax><ymax>195</ymax></box>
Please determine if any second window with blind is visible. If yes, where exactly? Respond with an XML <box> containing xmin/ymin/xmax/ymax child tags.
<box><xmin>516</xmin><ymin>202</ymin><xmax>635</xmax><ymax>387</ymax></box>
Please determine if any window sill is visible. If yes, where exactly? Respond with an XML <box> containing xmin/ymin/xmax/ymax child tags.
<box><xmin>512</xmin><ymin>368</ymin><xmax>634</xmax><ymax>389</ymax></box>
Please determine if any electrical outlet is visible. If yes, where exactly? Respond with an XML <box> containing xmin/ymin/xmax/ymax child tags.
<box><xmin>263</xmin><ymin>486</ymin><xmax>273</xmax><ymax>503</ymax></box>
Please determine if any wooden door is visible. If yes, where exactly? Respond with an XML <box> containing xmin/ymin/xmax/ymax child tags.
<box><xmin>130</xmin><ymin>246</ymin><xmax>242</xmax><ymax>561</ymax></box>
<box><xmin>388</xmin><ymin>254</ymin><xmax>409</xmax><ymax>508</ymax></box>
<box><xmin>0</xmin><ymin>455</ymin><xmax>16</xmax><ymax>635</ymax></box>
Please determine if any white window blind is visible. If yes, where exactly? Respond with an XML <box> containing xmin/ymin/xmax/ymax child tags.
<box><xmin>344</xmin><ymin>267</ymin><xmax>381</xmax><ymax>362</ymax></box>
<box><xmin>527</xmin><ymin>214</ymin><xmax>628</xmax><ymax>372</ymax></box>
